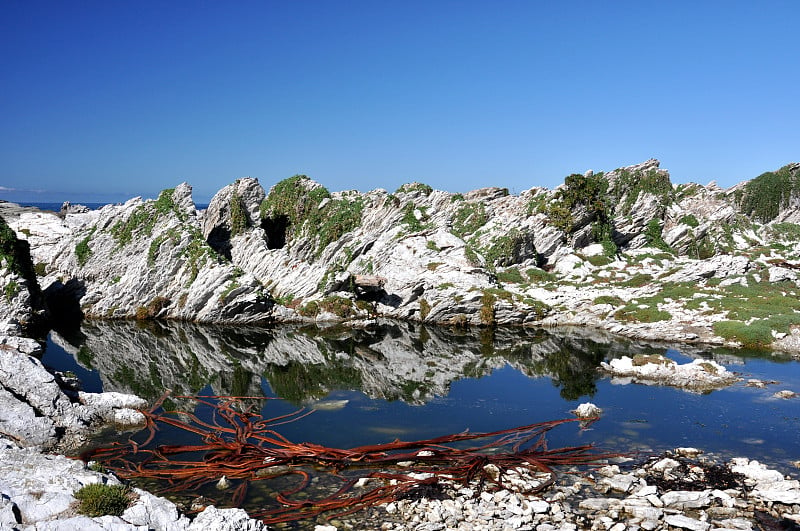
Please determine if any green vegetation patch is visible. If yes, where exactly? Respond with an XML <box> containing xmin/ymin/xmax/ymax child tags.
<box><xmin>739</xmin><ymin>165</ymin><xmax>800</xmax><ymax>223</ymax></box>
<box><xmin>643</xmin><ymin>219</ymin><xmax>673</xmax><ymax>253</ymax></box>
<box><xmin>679</xmin><ymin>214</ymin><xmax>700</xmax><ymax>228</ymax></box>
<box><xmin>75</xmin><ymin>236</ymin><xmax>93</xmax><ymax>266</ymax></box>
<box><xmin>229</xmin><ymin>191</ymin><xmax>249</xmax><ymax>237</ymax></box>
<box><xmin>260</xmin><ymin>175</ymin><xmax>364</xmax><ymax>256</ymax></box>
<box><xmin>395</xmin><ymin>182</ymin><xmax>434</xmax><ymax>196</ymax></box>
<box><xmin>771</xmin><ymin>222</ymin><xmax>800</xmax><ymax>242</ymax></box>
<box><xmin>614</xmin><ymin>168</ymin><xmax>674</xmax><ymax>216</ymax></box>
<box><xmin>497</xmin><ymin>267</ymin><xmax>525</xmax><ymax>284</ymax></box>
<box><xmin>592</xmin><ymin>295</ymin><xmax>624</xmax><ymax>306</ymax></box>
<box><xmin>110</xmin><ymin>188</ymin><xmax>180</xmax><ymax>247</ymax></box>
<box><xmin>451</xmin><ymin>202</ymin><xmax>488</xmax><ymax>238</ymax></box>
<box><xmin>74</xmin><ymin>483</ymin><xmax>133</xmax><ymax>517</ymax></box>
<box><xmin>614</xmin><ymin>304</ymin><xmax>672</xmax><ymax>323</ymax></box>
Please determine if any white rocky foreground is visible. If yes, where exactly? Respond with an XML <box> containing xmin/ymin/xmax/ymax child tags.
<box><xmin>374</xmin><ymin>451</ymin><xmax>800</xmax><ymax>531</ymax></box>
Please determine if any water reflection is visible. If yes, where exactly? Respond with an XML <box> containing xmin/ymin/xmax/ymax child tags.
<box><xmin>50</xmin><ymin>320</ymin><xmax>684</xmax><ymax>404</ymax></box>
<box><xmin>44</xmin><ymin>320</ymin><xmax>800</xmax><ymax>472</ymax></box>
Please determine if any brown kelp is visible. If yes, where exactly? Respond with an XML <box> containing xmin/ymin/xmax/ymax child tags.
<box><xmin>82</xmin><ymin>392</ymin><xmax>616</xmax><ymax>524</ymax></box>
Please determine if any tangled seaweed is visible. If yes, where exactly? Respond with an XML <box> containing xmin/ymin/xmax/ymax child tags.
<box><xmin>82</xmin><ymin>392</ymin><xmax>617</xmax><ymax>525</ymax></box>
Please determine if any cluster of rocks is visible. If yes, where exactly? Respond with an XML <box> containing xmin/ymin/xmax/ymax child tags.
<box><xmin>370</xmin><ymin>449</ymin><xmax>800</xmax><ymax>531</ymax></box>
<box><xmin>600</xmin><ymin>355</ymin><xmax>740</xmax><ymax>392</ymax></box>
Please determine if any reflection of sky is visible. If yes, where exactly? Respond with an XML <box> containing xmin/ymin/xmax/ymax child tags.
<box><xmin>260</xmin><ymin>361</ymin><xmax>800</xmax><ymax>472</ymax></box>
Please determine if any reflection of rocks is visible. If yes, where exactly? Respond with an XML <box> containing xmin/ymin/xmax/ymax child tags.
<box><xmin>57</xmin><ymin>321</ymin><xmax>750</xmax><ymax>409</ymax></box>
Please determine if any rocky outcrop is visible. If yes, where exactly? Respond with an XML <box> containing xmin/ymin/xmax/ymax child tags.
<box><xmin>7</xmin><ymin>159</ymin><xmax>800</xmax><ymax>353</ymax></box>
<box><xmin>12</xmin><ymin>183</ymin><xmax>273</xmax><ymax>324</ymax></box>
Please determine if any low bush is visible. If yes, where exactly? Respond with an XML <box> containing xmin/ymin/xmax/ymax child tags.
<box><xmin>74</xmin><ymin>483</ymin><xmax>132</xmax><ymax>517</ymax></box>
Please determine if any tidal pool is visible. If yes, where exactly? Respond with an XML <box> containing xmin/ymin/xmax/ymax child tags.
<box><xmin>41</xmin><ymin>320</ymin><xmax>800</xmax><ymax>521</ymax></box>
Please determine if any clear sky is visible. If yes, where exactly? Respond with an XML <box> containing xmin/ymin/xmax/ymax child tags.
<box><xmin>1</xmin><ymin>1</ymin><xmax>798</xmax><ymax>204</ymax></box>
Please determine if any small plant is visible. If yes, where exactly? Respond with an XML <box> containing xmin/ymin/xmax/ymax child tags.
<box><xmin>229</xmin><ymin>191</ymin><xmax>249</xmax><ymax>237</ymax></box>
<box><xmin>73</xmin><ymin>483</ymin><xmax>132</xmax><ymax>517</ymax></box>
<box><xmin>298</xmin><ymin>300</ymin><xmax>320</xmax><ymax>317</ymax></box>
<box><xmin>426</xmin><ymin>262</ymin><xmax>443</xmax><ymax>271</ymax></box>
<box><xmin>426</xmin><ymin>240</ymin><xmax>440</xmax><ymax>252</ymax></box>
<box><xmin>419</xmin><ymin>298</ymin><xmax>431</xmax><ymax>320</ymax></box>
<box><xmin>451</xmin><ymin>202</ymin><xmax>488</xmax><ymax>238</ymax></box>
<box><xmin>4</xmin><ymin>280</ymin><xmax>19</xmax><ymax>301</ymax></box>
<box><xmin>75</xmin><ymin>236</ymin><xmax>92</xmax><ymax>266</ymax></box>
<box><xmin>496</xmin><ymin>267</ymin><xmax>525</xmax><ymax>284</ymax></box>
<box><xmin>679</xmin><ymin>214</ymin><xmax>700</xmax><ymax>228</ymax></box>
<box><xmin>396</xmin><ymin>182</ymin><xmax>433</xmax><ymax>196</ymax></box>
<box><xmin>592</xmin><ymin>295</ymin><xmax>623</xmax><ymax>306</ymax></box>
<box><xmin>479</xmin><ymin>291</ymin><xmax>496</xmax><ymax>326</ymax></box>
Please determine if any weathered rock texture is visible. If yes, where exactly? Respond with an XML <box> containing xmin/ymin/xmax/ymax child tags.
<box><xmin>7</xmin><ymin>159</ymin><xmax>800</xmax><ymax>352</ymax></box>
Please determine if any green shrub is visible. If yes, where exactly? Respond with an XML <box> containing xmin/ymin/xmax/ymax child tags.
<box><xmin>396</xmin><ymin>182</ymin><xmax>433</xmax><ymax>195</ymax></box>
<box><xmin>679</xmin><ymin>214</ymin><xmax>700</xmax><ymax>227</ymax></box>
<box><xmin>739</xmin><ymin>165</ymin><xmax>800</xmax><ymax>223</ymax></box>
<box><xmin>319</xmin><ymin>296</ymin><xmax>354</xmax><ymax>318</ymax></box>
<box><xmin>229</xmin><ymin>191</ymin><xmax>249</xmax><ymax>237</ymax></box>
<box><xmin>298</xmin><ymin>300</ymin><xmax>319</xmax><ymax>317</ymax></box>
<box><xmin>643</xmin><ymin>219</ymin><xmax>672</xmax><ymax>253</ymax></box>
<box><xmin>74</xmin><ymin>483</ymin><xmax>132</xmax><ymax>517</ymax></box>
<box><xmin>75</xmin><ymin>237</ymin><xmax>92</xmax><ymax>266</ymax></box>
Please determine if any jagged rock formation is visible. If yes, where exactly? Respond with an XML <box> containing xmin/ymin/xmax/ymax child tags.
<box><xmin>7</xmin><ymin>159</ymin><xmax>800</xmax><ymax>353</ymax></box>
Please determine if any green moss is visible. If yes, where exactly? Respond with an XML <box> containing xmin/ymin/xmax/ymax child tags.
<box><xmin>147</xmin><ymin>229</ymin><xmax>180</xmax><ymax>267</ymax></box>
<box><xmin>771</xmin><ymin>222</ymin><xmax>800</xmax><ymax>241</ymax></box>
<box><xmin>614</xmin><ymin>168</ymin><xmax>674</xmax><ymax>216</ymax></box>
<box><xmin>426</xmin><ymin>240</ymin><xmax>440</xmax><ymax>252</ymax></box>
<box><xmin>584</xmin><ymin>254</ymin><xmax>612</xmax><ymax>267</ymax></box>
<box><xmin>615</xmin><ymin>305</ymin><xmax>671</xmax><ymax>323</ymax></box>
<box><xmin>34</xmin><ymin>262</ymin><xmax>46</xmax><ymax>276</ymax></box>
<box><xmin>400</xmin><ymin>203</ymin><xmax>431</xmax><ymax>233</ymax></box>
<box><xmin>74</xmin><ymin>484</ymin><xmax>132</xmax><ymax>517</ymax></box>
<box><xmin>110</xmin><ymin>188</ymin><xmax>179</xmax><ymax>248</ymax></box>
<box><xmin>0</xmin><ymin>217</ymin><xmax>36</xmax><ymax>285</ymax></box>
<box><xmin>481</xmin><ymin>230</ymin><xmax>528</xmax><ymax>269</ymax></box>
<box><xmin>426</xmin><ymin>262</ymin><xmax>443</xmax><ymax>271</ymax></box>
<box><xmin>438</xmin><ymin>282</ymin><xmax>454</xmax><ymax>290</ymax></box>
<box><xmin>617</xmin><ymin>273</ymin><xmax>653</xmax><ymax>287</ymax></box>
<box><xmin>219</xmin><ymin>279</ymin><xmax>240</xmax><ymax>303</ymax></box>
<box><xmin>593</xmin><ymin>295</ymin><xmax>623</xmax><ymax>306</ymax></box>
<box><xmin>260</xmin><ymin>175</ymin><xmax>363</xmax><ymax>256</ymax></box>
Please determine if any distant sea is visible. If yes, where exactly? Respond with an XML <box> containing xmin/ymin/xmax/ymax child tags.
<box><xmin>15</xmin><ymin>202</ymin><xmax>210</xmax><ymax>212</ymax></box>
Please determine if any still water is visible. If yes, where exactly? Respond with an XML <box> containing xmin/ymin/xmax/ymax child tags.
<box><xmin>41</xmin><ymin>320</ymin><xmax>800</xmax><ymax>517</ymax></box>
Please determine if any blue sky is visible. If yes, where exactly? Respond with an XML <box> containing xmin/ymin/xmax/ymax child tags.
<box><xmin>1</xmin><ymin>1</ymin><xmax>798</xmax><ymax>204</ymax></box>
